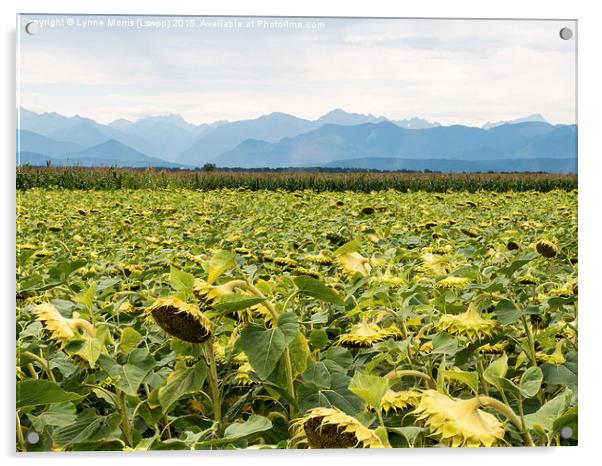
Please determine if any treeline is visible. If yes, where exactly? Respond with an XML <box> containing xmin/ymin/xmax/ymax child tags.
<box><xmin>16</xmin><ymin>166</ymin><xmax>577</xmax><ymax>192</ymax></box>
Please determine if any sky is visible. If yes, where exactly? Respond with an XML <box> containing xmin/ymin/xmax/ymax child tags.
<box><xmin>17</xmin><ymin>15</ymin><xmax>577</xmax><ymax>126</ymax></box>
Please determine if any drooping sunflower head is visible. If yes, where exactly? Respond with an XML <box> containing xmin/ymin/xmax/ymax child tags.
<box><xmin>436</xmin><ymin>307</ymin><xmax>498</xmax><ymax>341</ymax></box>
<box><xmin>291</xmin><ymin>407</ymin><xmax>385</xmax><ymax>449</ymax></box>
<box><xmin>420</xmin><ymin>252</ymin><xmax>449</xmax><ymax>276</ymax></box>
<box><xmin>414</xmin><ymin>390</ymin><xmax>505</xmax><ymax>447</ymax></box>
<box><xmin>146</xmin><ymin>297</ymin><xmax>212</xmax><ymax>343</ymax></box>
<box><xmin>306</xmin><ymin>252</ymin><xmax>333</xmax><ymax>266</ymax></box>
<box><xmin>377</xmin><ymin>389</ymin><xmax>422</xmax><ymax>414</ymax></box>
<box><xmin>235</xmin><ymin>362</ymin><xmax>254</xmax><ymax>386</ymax></box>
<box><xmin>337</xmin><ymin>319</ymin><xmax>402</xmax><ymax>348</ymax></box>
<box><xmin>33</xmin><ymin>303</ymin><xmax>95</xmax><ymax>347</ymax></box>
<box><xmin>436</xmin><ymin>276</ymin><xmax>471</xmax><ymax>290</ymax></box>
<box><xmin>337</xmin><ymin>252</ymin><xmax>372</xmax><ymax>277</ymax></box>
<box><xmin>535</xmin><ymin>239</ymin><xmax>557</xmax><ymax>258</ymax></box>
<box><xmin>478</xmin><ymin>341</ymin><xmax>509</xmax><ymax>354</ymax></box>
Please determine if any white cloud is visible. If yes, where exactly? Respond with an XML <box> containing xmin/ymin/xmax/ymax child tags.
<box><xmin>18</xmin><ymin>16</ymin><xmax>576</xmax><ymax>125</ymax></box>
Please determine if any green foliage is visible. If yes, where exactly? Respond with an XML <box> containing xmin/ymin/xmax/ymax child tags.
<box><xmin>16</xmin><ymin>184</ymin><xmax>578</xmax><ymax>450</ymax></box>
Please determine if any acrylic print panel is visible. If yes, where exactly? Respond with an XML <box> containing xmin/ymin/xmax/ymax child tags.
<box><xmin>16</xmin><ymin>15</ymin><xmax>577</xmax><ymax>451</ymax></box>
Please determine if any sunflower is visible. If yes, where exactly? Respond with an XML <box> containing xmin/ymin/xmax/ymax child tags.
<box><xmin>517</xmin><ymin>275</ymin><xmax>538</xmax><ymax>285</ymax></box>
<box><xmin>291</xmin><ymin>407</ymin><xmax>385</xmax><ymax>448</ymax></box>
<box><xmin>306</xmin><ymin>253</ymin><xmax>333</xmax><ymax>265</ymax></box>
<box><xmin>33</xmin><ymin>303</ymin><xmax>95</xmax><ymax>347</ymax></box>
<box><xmin>414</xmin><ymin>390</ymin><xmax>505</xmax><ymax>447</ymax></box>
<box><xmin>436</xmin><ymin>276</ymin><xmax>471</xmax><ymax>289</ymax></box>
<box><xmin>436</xmin><ymin>307</ymin><xmax>498</xmax><ymax>341</ymax></box>
<box><xmin>371</xmin><ymin>271</ymin><xmax>405</xmax><ymax>290</ymax></box>
<box><xmin>536</xmin><ymin>340</ymin><xmax>565</xmax><ymax>365</ymax></box>
<box><xmin>235</xmin><ymin>362</ymin><xmax>254</xmax><ymax>386</ymax></box>
<box><xmin>337</xmin><ymin>252</ymin><xmax>372</xmax><ymax>277</ymax></box>
<box><xmin>420</xmin><ymin>252</ymin><xmax>449</xmax><ymax>276</ymax></box>
<box><xmin>478</xmin><ymin>341</ymin><xmax>508</xmax><ymax>354</ymax></box>
<box><xmin>146</xmin><ymin>297</ymin><xmax>212</xmax><ymax>343</ymax></box>
<box><xmin>337</xmin><ymin>320</ymin><xmax>402</xmax><ymax>348</ymax></box>
<box><xmin>535</xmin><ymin>240</ymin><xmax>557</xmax><ymax>258</ymax></box>
<box><xmin>378</xmin><ymin>389</ymin><xmax>421</xmax><ymax>413</ymax></box>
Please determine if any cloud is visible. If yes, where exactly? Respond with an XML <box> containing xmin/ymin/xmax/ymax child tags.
<box><xmin>18</xmin><ymin>15</ymin><xmax>576</xmax><ymax>125</ymax></box>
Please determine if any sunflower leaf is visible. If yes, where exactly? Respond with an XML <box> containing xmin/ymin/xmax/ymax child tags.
<box><xmin>349</xmin><ymin>372</ymin><xmax>389</xmax><ymax>410</ymax></box>
<box><xmin>205</xmin><ymin>250</ymin><xmax>236</xmax><ymax>284</ymax></box>
<box><xmin>519</xmin><ymin>366</ymin><xmax>543</xmax><ymax>398</ymax></box>
<box><xmin>293</xmin><ymin>275</ymin><xmax>345</xmax><ymax>306</ymax></box>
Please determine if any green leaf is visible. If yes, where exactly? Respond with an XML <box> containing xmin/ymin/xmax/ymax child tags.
<box><xmin>214</xmin><ymin>294</ymin><xmax>265</xmax><ymax>312</ymax></box>
<box><xmin>293</xmin><ymin>275</ymin><xmax>344</xmax><ymax>306</ymax></box>
<box><xmin>541</xmin><ymin>363</ymin><xmax>577</xmax><ymax>387</ymax></box>
<box><xmin>494</xmin><ymin>299</ymin><xmax>539</xmax><ymax>325</ymax></box>
<box><xmin>64</xmin><ymin>326</ymin><xmax>109</xmax><ymax>368</ymax></box>
<box><xmin>387</xmin><ymin>426</ymin><xmax>425</xmax><ymax>447</ymax></box>
<box><xmin>483</xmin><ymin>353</ymin><xmax>508</xmax><ymax>391</ymax></box>
<box><xmin>349</xmin><ymin>372</ymin><xmax>389</xmax><ymax>410</ymax></box>
<box><xmin>431</xmin><ymin>333</ymin><xmax>458</xmax><ymax>356</ymax></box>
<box><xmin>35</xmin><ymin>401</ymin><xmax>77</xmax><ymax>428</ymax></box>
<box><xmin>169</xmin><ymin>266</ymin><xmax>195</xmax><ymax>298</ymax></box>
<box><xmin>17</xmin><ymin>379</ymin><xmax>83</xmax><ymax>409</ymax></box>
<box><xmin>73</xmin><ymin>282</ymin><xmax>96</xmax><ymax>312</ymax></box>
<box><xmin>158</xmin><ymin>360</ymin><xmax>208</xmax><ymax>413</ymax></box>
<box><xmin>442</xmin><ymin>369</ymin><xmax>479</xmax><ymax>395</ymax></box>
<box><xmin>525</xmin><ymin>389</ymin><xmax>573</xmax><ymax>431</ymax></box>
<box><xmin>114</xmin><ymin>348</ymin><xmax>156</xmax><ymax>397</ymax></box>
<box><xmin>54</xmin><ymin>410</ymin><xmax>121</xmax><ymax>446</ymax></box>
<box><xmin>239</xmin><ymin>325</ymin><xmax>287</xmax><ymax>380</ymax></box>
<box><xmin>519</xmin><ymin>366</ymin><xmax>543</xmax><ymax>398</ymax></box>
<box><xmin>288</xmin><ymin>331</ymin><xmax>310</xmax><ymax>377</ymax></box>
<box><xmin>205</xmin><ymin>250</ymin><xmax>236</xmax><ymax>284</ymax></box>
<box><xmin>333</xmin><ymin>238</ymin><xmax>361</xmax><ymax>256</ymax></box>
<box><xmin>298</xmin><ymin>370</ymin><xmax>364</xmax><ymax>415</ymax></box>
<box><xmin>119</xmin><ymin>327</ymin><xmax>143</xmax><ymax>353</ymax></box>
<box><xmin>199</xmin><ymin>415</ymin><xmax>273</xmax><ymax>446</ymax></box>
<box><xmin>309</xmin><ymin>329</ymin><xmax>329</xmax><ymax>350</ymax></box>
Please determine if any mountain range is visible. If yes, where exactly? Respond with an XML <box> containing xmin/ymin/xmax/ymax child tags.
<box><xmin>16</xmin><ymin>108</ymin><xmax>576</xmax><ymax>173</ymax></box>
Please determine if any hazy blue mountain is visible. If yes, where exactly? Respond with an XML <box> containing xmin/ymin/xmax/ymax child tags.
<box><xmin>214</xmin><ymin>121</ymin><xmax>576</xmax><ymax>169</ymax></box>
<box><xmin>17</xmin><ymin>130</ymin><xmax>84</xmax><ymax>157</ymax></box>
<box><xmin>178</xmin><ymin>112</ymin><xmax>318</xmax><ymax>166</ymax></box>
<box><xmin>392</xmin><ymin>117</ymin><xmax>441</xmax><ymax>129</ymax></box>
<box><xmin>324</xmin><ymin>157</ymin><xmax>576</xmax><ymax>173</ymax></box>
<box><xmin>317</xmin><ymin>108</ymin><xmax>388</xmax><ymax>126</ymax></box>
<box><xmin>482</xmin><ymin>114</ymin><xmax>548</xmax><ymax>129</ymax></box>
<box><xmin>17</xmin><ymin>151</ymin><xmax>57</xmax><ymax>166</ymax></box>
<box><xmin>67</xmin><ymin>139</ymin><xmax>185</xmax><ymax>167</ymax></box>
<box><xmin>17</xmin><ymin>139</ymin><xmax>187</xmax><ymax>168</ymax></box>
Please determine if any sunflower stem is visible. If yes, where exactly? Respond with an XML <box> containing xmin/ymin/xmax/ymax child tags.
<box><xmin>384</xmin><ymin>369</ymin><xmax>435</xmax><ymax>389</ymax></box>
<box><xmin>21</xmin><ymin>351</ymin><xmax>55</xmax><ymax>382</ymax></box>
<box><xmin>521</xmin><ymin>315</ymin><xmax>538</xmax><ymax>368</ymax></box>
<box><xmin>232</xmin><ymin>280</ymin><xmax>297</xmax><ymax>417</ymax></box>
<box><xmin>117</xmin><ymin>390</ymin><xmax>134</xmax><ymax>447</ymax></box>
<box><xmin>479</xmin><ymin>395</ymin><xmax>534</xmax><ymax>446</ymax></box>
<box><xmin>476</xmin><ymin>354</ymin><xmax>489</xmax><ymax>396</ymax></box>
<box><xmin>204</xmin><ymin>339</ymin><xmax>222</xmax><ymax>428</ymax></box>
<box><xmin>16</xmin><ymin>412</ymin><xmax>27</xmax><ymax>452</ymax></box>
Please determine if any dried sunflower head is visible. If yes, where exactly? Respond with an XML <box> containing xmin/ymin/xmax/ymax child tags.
<box><xmin>235</xmin><ymin>362</ymin><xmax>254</xmax><ymax>386</ymax></box>
<box><xmin>535</xmin><ymin>240</ymin><xmax>557</xmax><ymax>258</ymax></box>
<box><xmin>478</xmin><ymin>341</ymin><xmax>508</xmax><ymax>354</ymax></box>
<box><xmin>420</xmin><ymin>252</ymin><xmax>449</xmax><ymax>276</ymax></box>
<box><xmin>33</xmin><ymin>303</ymin><xmax>96</xmax><ymax>347</ymax></box>
<box><xmin>414</xmin><ymin>390</ymin><xmax>505</xmax><ymax>447</ymax></box>
<box><xmin>436</xmin><ymin>307</ymin><xmax>498</xmax><ymax>341</ymax></box>
<box><xmin>436</xmin><ymin>276</ymin><xmax>471</xmax><ymax>289</ymax></box>
<box><xmin>337</xmin><ymin>252</ymin><xmax>372</xmax><ymax>277</ymax></box>
<box><xmin>306</xmin><ymin>253</ymin><xmax>333</xmax><ymax>266</ymax></box>
<box><xmin>337</xmin><ymin>320</ymin><xmax>402</xmax><ymax>348</ymax></box>
<box><xmin>291</xmin><ymin>407</ymin><xmax>385</xmax><ymax>449</ymax></box>
<box><xmin>146</xmin><ymin>297</ymin><xmax>212</xmax><ymax>343</ymax></box>
<box><xmin>378</xmin><ymin>389</ymin><xmax>421</xmax><ymax>414</ymax></box>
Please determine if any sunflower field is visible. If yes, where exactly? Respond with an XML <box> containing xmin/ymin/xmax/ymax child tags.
<box><xmin>16</xmin><ymin>186</ymin><xmax>578</xmax><ymax>450</ymax></box>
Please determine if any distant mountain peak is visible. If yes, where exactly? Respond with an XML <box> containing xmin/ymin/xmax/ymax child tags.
<box><xmin>483</xmin><ymin>114</ymin><xmax>548</xmax><ymax>129</ymax></box>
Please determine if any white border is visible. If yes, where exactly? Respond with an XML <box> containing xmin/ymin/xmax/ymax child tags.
<box><xmin>3</xmin><ymin>1</ymin><xmax>601</xmax><ymax>465</ymax></box>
